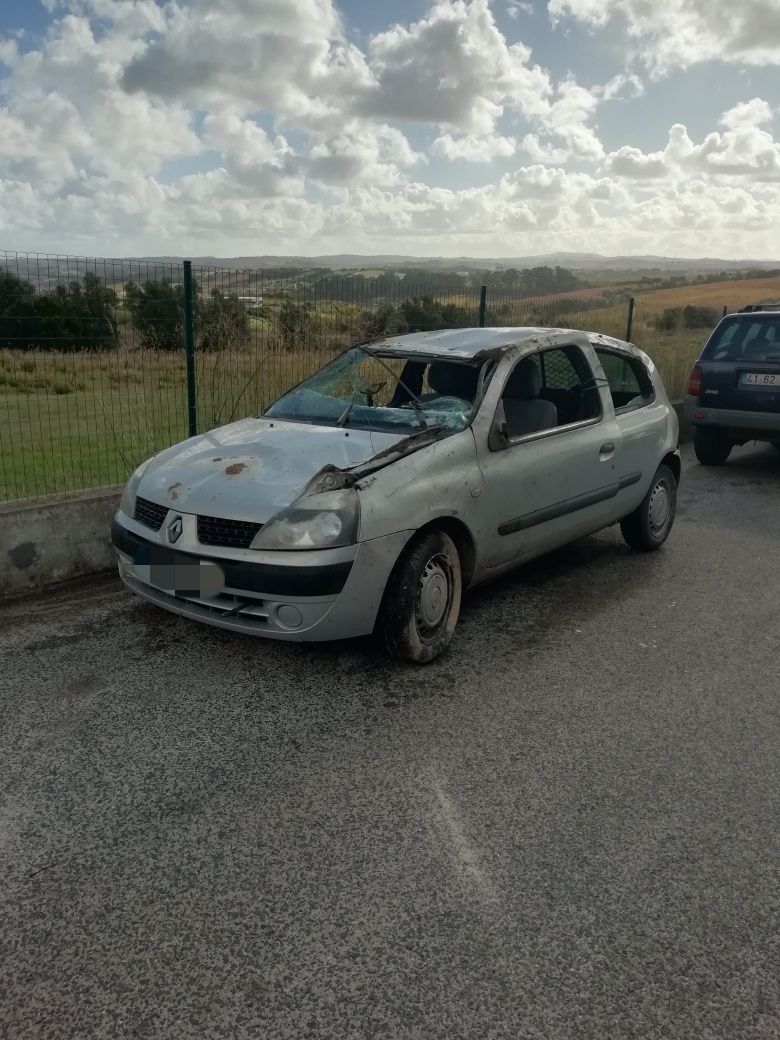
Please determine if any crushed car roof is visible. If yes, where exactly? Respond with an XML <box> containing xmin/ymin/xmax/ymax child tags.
<box><xmin>374</xmin><ymin>326</ymin><xmax>631</xmax><ymax>361</ymax></box>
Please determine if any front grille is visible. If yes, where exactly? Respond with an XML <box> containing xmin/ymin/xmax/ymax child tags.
<box><xmin>135</xmin><ymin>496</ymin><xmax>168</xmax><ymax>531</ymax></box>
<box><xmin>197</xmin><ymin>514</ymin><xmax>263</xmax><ymax>549</ymax></box>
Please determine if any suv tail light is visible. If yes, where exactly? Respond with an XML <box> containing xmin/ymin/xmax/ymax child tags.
<box><xmin>688</xmin><ymin>364</ymin><xmax>702</xmax><ymax>396</ymax></box>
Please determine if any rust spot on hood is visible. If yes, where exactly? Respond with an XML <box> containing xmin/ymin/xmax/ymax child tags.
<box><xmin>167</xmin><ymin>482</ymin><xmax>184</xmax><ymax>500</ymax></box>
<box><xmin>225</xmin><ymin>462</ymin><xmax>247</xmax><ymax>476</ymax></box>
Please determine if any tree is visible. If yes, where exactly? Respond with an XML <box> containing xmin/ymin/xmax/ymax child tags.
<box><xmin>0</xmin><ymin>268</ymin><xmax>117</xmax><ymax>350</ymax></box>
<box><xmin>276</xmin><ymin>299</ymin><xmax>315</xmax><ymax>351</ymax></box>
<box><xmin>125</xmin><ymin>279</ymin><xmax>186</xmax><ymax>350</ymax></box>
<box><xmin>200</xmin><ymin>288</ymin><xmax>250</xmax><ymax>351</ymax></box>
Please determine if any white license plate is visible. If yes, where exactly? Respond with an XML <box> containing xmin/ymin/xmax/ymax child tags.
<box><xmin>741</xmin><ymin>372</ymin><xmax>780</xmax><ymax>388</ymax></box>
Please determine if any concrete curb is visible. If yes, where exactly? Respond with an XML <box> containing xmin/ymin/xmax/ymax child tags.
<box><xmin>1</xmin><ymin>487</ymin><xmax>121</xmax><ymax>596</ymax></box>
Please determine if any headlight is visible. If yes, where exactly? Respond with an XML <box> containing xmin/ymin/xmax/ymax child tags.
<box><xmin>251</xmin><ymin>489</ymin><xmax>359</xmax><ymax>551</ymax></box>
<box><xmin>119</xmin><ymin>460</ymin><xmax>151</xmax><ymax>517</ymax></box>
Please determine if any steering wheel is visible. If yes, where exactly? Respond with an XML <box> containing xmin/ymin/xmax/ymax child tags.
<box><xmin>351</xmin><ymin>380</ymin><xmax>387</xmax><ymax>407</ymax></box>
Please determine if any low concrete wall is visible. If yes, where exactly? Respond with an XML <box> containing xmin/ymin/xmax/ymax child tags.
<box><xmin>1</xmin><ymin>487</ymin><xmax>120</xmax><ymax>596</ymax></box>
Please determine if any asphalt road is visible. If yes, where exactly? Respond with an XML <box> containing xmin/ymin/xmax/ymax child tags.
<box><xmin>1</xmin><ymin>443</ymin><xmax>778</xmax><ymax>1040</ymax></box>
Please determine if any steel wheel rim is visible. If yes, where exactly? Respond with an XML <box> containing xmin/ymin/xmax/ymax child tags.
<box><xmin>648</xmin><ymin>479</ymin><xmax>672</xmax><ymax>533</ymax></box>
<box><xmin>415</xmin><ymin>554</ymin><xmax>452</xmax><ymax>638</ymax></box>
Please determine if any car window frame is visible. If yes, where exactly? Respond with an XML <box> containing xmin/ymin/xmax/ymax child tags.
<box><xmin>594</xmin><ymin>346</ymin><xmax>656</xmax><ymax>415</ymax></box>
<box><xmin>496</xmin><ymin>343</ymin><xmax>604</xmax><ymax>448</ymax></box>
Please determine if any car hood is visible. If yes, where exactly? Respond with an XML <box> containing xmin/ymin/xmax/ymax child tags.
<box><xmin>136</xmin><ymin>417</ymin><xmax>406</xmax><ymax>522</ymax></box>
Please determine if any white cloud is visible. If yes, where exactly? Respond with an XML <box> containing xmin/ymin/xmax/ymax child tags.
<box><xmin>605</xmin><ymin>102</ymin><xmax>780</xmax><ymax>182</ymax></box>
<box><xmin>121</xmin><ymin>0</ymin><xmax>372</xmax><ymax>125</ymax></box>
<box><xmin>431</xmin><ymin>133</ymin><xmax>517</xmax><ymax>162</ymax></box>
<box><xmin>720</xmin><ymin>98</ymin><xmax>774</xmax><ymax>130</ymax></box>
<box><xmin>549</xmin><ymin>0</ymin><xmax>780</xmax><ymax>73</ymax></box>
<box><xmin>360</xmin><ymin>0</ymin><xmax>552</xmax><ymax>132</ymax></box>
<box><xmin>507</xmin><ymin>1</ymin><xmax>534</xmax><ymax>18</ymax></box>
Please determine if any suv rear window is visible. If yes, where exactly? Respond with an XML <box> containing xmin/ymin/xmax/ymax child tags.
<box><xmin>703</xmin><ymin>315</ymin><xmax>780</xmax><ymax>362</ymax></box>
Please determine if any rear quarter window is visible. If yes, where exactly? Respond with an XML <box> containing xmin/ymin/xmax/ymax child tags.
<box><xmin>595</xmin><ymin>349</ymin><xmax>655</xmax><ymax>413</ymax></box>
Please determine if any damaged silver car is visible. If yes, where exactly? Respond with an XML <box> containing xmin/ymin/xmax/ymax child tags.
<box><xmin>112</xmin><ymin>328</ymin><xmax>680</xmax><ymax>662</ymax></box>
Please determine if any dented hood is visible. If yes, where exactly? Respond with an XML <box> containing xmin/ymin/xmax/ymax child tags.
<box><xmin>136</xmin><ymin>416</ymin><xmax>405</xmax><ymax>523</ymax></box>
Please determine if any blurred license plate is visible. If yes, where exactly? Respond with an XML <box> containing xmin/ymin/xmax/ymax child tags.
<box><xmin>132</xmin><ymin>545</ymin><xmax>224</xmax><ymax>597</ymax></box>
<box><xmin>741</xmin><ymin>372</ymin><xmax>780</xmax><ymax>388</ymax></box>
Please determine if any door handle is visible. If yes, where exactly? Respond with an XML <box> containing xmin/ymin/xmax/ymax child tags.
<box><xmin>599</xmin><ymin>442</ymin><xmax>616</xmax><ymax>455</ymax></box>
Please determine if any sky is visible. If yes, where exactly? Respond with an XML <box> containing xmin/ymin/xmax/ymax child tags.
<box><xmin>1</xmin><ymin>0</ymin><xmax>780</xmax><ymax>259</ymax></box>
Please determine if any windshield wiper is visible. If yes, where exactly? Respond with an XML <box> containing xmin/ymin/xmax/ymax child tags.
<box><xmin>337</xmin><ymin>392</ymin><xmax>358</xmax><ymax>428</ymax></box>
<box><xmin>358</xmin><ymin>344</ymin><xmax>428</xmax><ymax>429</ymax></box>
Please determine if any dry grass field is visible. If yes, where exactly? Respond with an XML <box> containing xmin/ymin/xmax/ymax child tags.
<box><xmin>636</xmin><ymin>275</ymin><xmax>780</xmax><ymax>312</ymax></box>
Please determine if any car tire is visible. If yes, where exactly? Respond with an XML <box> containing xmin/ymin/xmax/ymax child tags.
<box><xmin>620</xmin><ymin>464</ymin><xmax>677</xmax><ymax>552</ymax></box>
<box><xmin>379</xmin><ymin>529</ymin><xmax>462</xmax><ymax>664</ymax></box>
<box><xmin>694</xmin><ymin>428</ymin><xmax>732</xmax><ymax>466</ymax></box>
<box><xmin>772</xmin><ymin>442</ymin><xmax>780</xmax><ymax>454</ymax></box>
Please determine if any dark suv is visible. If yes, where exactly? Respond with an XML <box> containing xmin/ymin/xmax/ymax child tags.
<box><xmin>685</xmin><ymin>304</ymin><xmax>780</xmax><ymax>465</ymax></box>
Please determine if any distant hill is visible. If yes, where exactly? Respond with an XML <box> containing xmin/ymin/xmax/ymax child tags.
<box><xmin>123</xmin><ymin>253</ymin><xmax>780</xmax><ymax>275</ymax></box>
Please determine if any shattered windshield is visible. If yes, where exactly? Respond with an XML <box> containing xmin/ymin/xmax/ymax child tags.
<box><xmin>265</xmin><ymin>346</ymin><xmax>485</xmax><ymax>433</ymax></box>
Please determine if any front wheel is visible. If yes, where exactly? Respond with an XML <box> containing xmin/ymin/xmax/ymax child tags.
<box><xmin>620</xmin><ymin>464</ymin><xmax>677</xmax><ymax>552</ymax></box>
<box><xmin>379</xmin><ymin>529</ymin><xmax>462</xmax><ymax>664</ymax></box>
<box><xmin>694</xmin><ymin>428</ymin><xmax>732</xmax><ymax>466</ymax></box>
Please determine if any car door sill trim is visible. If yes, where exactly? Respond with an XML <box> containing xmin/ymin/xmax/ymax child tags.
<box><xmin>497</xmin><ymin>471</ymin><xmax>643</xmax><ymax>535</ymax></box>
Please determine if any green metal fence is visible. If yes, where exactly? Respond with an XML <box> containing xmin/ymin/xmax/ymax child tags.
<box><xmin>0</xmin><ymin>249</ymin><xmax>731</xmax><ymax>502</ymax></box>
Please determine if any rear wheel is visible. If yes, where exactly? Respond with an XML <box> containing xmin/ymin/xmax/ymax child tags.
<box><xmin>620</xmin><ymin>464</ymin><xmax>677</xmax><ymax>552</ymax></box>
<box><xmin>694</xmin><ymin>428</ymin><xmax>732</xmax><ymax>466</ymax></box>
<box><xmin>379</xmin><ymin>529</ymin><xmax>462</xmax><ymax>664</ymax></box>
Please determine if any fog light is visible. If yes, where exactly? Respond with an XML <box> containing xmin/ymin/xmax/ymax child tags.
<box><xmin>276</xmin><ymin>604</ymin><xmax>304</xmax><ymax>629</ymax></box>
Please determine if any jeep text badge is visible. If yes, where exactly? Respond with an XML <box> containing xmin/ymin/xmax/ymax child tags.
<box><xmin>167</xmin><ymin>516</ymin><xmax>183</xmax><ymax>544</ymax></box>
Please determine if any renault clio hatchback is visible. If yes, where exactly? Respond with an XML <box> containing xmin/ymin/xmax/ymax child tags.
<box><xmin>112</xmin><ymin>328</ymin><xmax>680</xmax><ymax>662</ymax></box>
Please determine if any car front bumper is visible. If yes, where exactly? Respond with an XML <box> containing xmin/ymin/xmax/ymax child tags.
<box><xmin>112</xmin><ymin>514</ymin><xmax>412</xmax><ymax>641</ymax></box>
<box><xmin>684</xmin><ymin>397</ymin><xmax>780</xmax><ymax>437</ymax></box>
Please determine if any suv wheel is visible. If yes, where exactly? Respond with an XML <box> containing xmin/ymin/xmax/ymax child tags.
<box><xmin>694</xmin><ymin>428</ymin><xmax>732</xmax><ymax>466</ymax></box>
<box><xmin>379</xmin><ymin>529</ymin><xmax>462</xmax><ymax>664</ymax></box>
<box><xmin>620</xmin><ymin>464</ymin><xmax>677</xmax><ymax>552</ymax></box>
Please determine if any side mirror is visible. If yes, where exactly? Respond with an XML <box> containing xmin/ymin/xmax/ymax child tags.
<box><xmin>488</xmin><ymin>400</ymin><xmax>509</xmax><ymax>452</ymax></box>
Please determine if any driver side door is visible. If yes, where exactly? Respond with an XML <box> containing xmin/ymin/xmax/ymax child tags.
<box><xmin>475</xmin><ymin>344</ymin><xmax>623</xmax><ymax>572</ymax></box>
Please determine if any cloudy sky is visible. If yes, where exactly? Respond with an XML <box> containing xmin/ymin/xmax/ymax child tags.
<box><xmin>1</xmin><ymin>0</ymin><xmax>779</xmax><ymax>259</ymax></box>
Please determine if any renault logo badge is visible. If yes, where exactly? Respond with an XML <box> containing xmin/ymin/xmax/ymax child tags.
<box><xmin>167</xmin><ymin>516</ymin><xmax>183</xmax><ymax>544</ymax></box>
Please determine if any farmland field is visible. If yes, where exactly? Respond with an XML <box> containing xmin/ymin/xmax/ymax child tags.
<box><xmin>635</xmin><ymin>275</ymin><xmax>780</xmax><ymax>312</ymax></box>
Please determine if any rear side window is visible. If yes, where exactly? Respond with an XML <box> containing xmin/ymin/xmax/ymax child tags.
<box><xmin>539</xmin><ymin>349</ymin><xmax>580</xmax><ymax>390</ymax></box>
<box><xmin>704</xmin><ymin>316</ymin><xmax>780</xmax><ymax>362</ymax></box>
<box><xmin>595</xmin><ymin>349</ymin><xmax>655</xmax><ymax>413</ymax></box>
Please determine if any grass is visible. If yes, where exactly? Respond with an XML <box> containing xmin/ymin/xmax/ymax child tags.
<box><xmin>0</xmin><ymin>317</ymin><xmax>701</xmax><ymax>501</ymax></box>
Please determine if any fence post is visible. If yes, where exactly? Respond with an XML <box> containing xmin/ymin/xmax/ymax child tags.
<box><xmin>625</xmin><ymin>296</ymin><xmax>635</xmax><ymax>342</ymax></box>
<box><xmin>722</xmin><ymin>305</ymin><xmax>728</xmax><ymax>317</ymax></box>
<box><xmin>183</xmin><ymin>260</ymin><xmax>197</xmax><ymax>437</ymax></box>
<box><xmin>478</xmin><ymin>284</ymin><xmax>487</xmax><ymax>327</ymax></box>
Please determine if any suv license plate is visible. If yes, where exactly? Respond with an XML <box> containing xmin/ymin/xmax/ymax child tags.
<box><xmin>741</xmin><ymin>372</ymin><xmax>780</xmax><ymax>388</ymax></box>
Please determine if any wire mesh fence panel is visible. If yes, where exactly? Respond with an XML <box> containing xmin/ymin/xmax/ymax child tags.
<box><xmin>0</xmin><ymin>251</ymin><xmax>190</xmax><ymax>501</ymax></box>
<box><xmin>629</xmin><ymin>297</ymin><xmax>717</xmax><ymax>400</ymax></box>
<box><xmin>0</xmin><ymin>248</ymin><xmax>737</xmax><ymax>503</ymax></box>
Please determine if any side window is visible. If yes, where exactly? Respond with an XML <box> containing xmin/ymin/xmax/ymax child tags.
<box><xmin>500</xmin><ymin>346</ymin><xmax>601</xmax><ymax>440</ymax></box>
<box><xmin>595</xmin><ymin>349</ymin><xmax>655</xmax><ymax>413</ymax></box>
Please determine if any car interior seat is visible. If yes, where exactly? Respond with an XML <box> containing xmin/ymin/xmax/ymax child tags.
<box><xmin>424</xmin><ymin>361</ymin><xmax>480</xmax><ymax>402</ymax></box>
<box><xmin>502</xmin><ymin>358</ymin><xmax>559</xmax><ymax>438</ymax></box>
